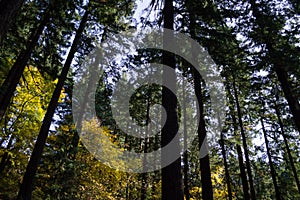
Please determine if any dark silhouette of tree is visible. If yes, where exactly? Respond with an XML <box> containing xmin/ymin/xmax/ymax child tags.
<box><xmin>232</xmin><ymin>74</ymin><xmax>256</xmax><ymax>200</ymax></box>
<box><xmin>248</xmin><ymin>0</ymin><xmax>300</xmax><ymax>134</ymax></box>
<box><xmin>161</xmin><ymin>0</ymin><xmax>184</xmax><ymax>199</ymax></box>
<box><xmin>260</xmin><ymin>115</ymin><xmax>281</xmax><ymax>200</ymax></box>
<box><xmin>0</xmin><ymin>9</ymin><xmax>50</xmax><ymax>120</ymax></box>
<box><xmin>17</xmin><ymin>8</ymin><xmax>89</xmax><ymax>200</ymax></box>
<box><xmin>225</xmin><ymin>77</ymin><xmax>250</xmax><ymax>199</ymax></box>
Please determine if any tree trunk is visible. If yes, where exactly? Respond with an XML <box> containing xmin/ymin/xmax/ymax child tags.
<box><xmin>219</xmin><ymin>131</ymin><xmax>233</xmax><ymax>200</ymax></box>
<box><xmin>187</xmin><ymin>5</ymin><xmax>213</xmax><ymax>198</ymax></box>
<box><xmin>0</xmin><ymin>10</ymin><xmax>50</xmax><ymax>121</ymax></box>
<box><xmin>225</xmin><ymin>79</ymin><xmax>250</xmax><ymax>200</ymax></box>
<box><xmin>274</xmin><ymin>95</ymin><xmax>300</xmax><ymax>193</ymax></box>
<box><xmin>69</xmin><ymin>49</ymin><xmax>102</xmax><ymax>159</ymax></box>
<box><xmin>0</xmin><ymin>0</ymin><xmax>25</xmax><ymax>45</ymax></box>
<box><xmin>248</xmin><ymin>0</ymin><xmax>300</xmax><ymax>134</ymax></box>
<box><xmin>161</xmin><ymin>0</ymin><xmax>184</xmax><ymax>199</ymax></box>
<box><xmin>17</xmin><ymin>9</ymin><xmax>89</xmax><ymax>200</ymax></box>
<box><xmin>274</xmin><ymin>68</ymin><xmax>300</xmax><ymax>134</ymax></box>
<box><xmin>141</xmin><ymin>92</ymin><xmax>150</xmax><ymax>200</ymax></box>
<box><xmin>192</xmin><ymin>68</ymin><xmax>214</xmax><ymax>200</ymax></box>
<box><xmin>182</xmin><ymin>79</ymin><xmax>190</xmax><ymax>200</ymax></box>
<box><xmin>260</xmin><ymin>116</ymin><xmax>281</xmax><ymax>200</ymax></box>
<box><xmin>232</xmin><ymin>76</ymin><xmax>256</xmax><ymax>200</ymax></box>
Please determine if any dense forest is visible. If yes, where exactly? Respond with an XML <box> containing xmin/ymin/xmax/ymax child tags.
<box><xmin>0</xmin><ymin>0</ymin><xmax>299</xmax><ymax>199</ymax></box>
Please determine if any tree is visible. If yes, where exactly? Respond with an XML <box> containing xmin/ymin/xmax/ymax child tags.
<box><xmin>247</xmin><ymin>0</ymin><xmax>300</xmax><ymax>134</ymax></box>
<box><xmin>0</xmin><ymin>66</ymin><xmax>60</xmax><ymax>199</ymax></box>
<box><xmin>260</xmin><ymin>116</ymin><xmax>281</xmax><ymax>200</ymax></box>
<box><xmin>161</xmin><ymin>0</ymin><xmax>184</xmax><ymax>199</ymax></box>
<box><xmin>0</xmin><ymin>8</ymin><xmax>50</xmax><ymax>120</ymax></box>
<box><xmin>17</xmin><ymin>7</ymin><xmax>90</xmax><ymax>199</ymax></box>
<box><xmin>219</xmin><ymin>130</ymin><xmax>233</xmax><ymax>200</ymax></box>
<box><xmin>0</xmin><ymin>0</ymin><xmax>299</xmax><ymax>198</ymax></box>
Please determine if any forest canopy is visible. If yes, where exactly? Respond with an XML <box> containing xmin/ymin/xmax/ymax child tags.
<box><xmin>0</xmin><ymin>0</ymin><xmax>299</xmax><ymax>199</ymax></box>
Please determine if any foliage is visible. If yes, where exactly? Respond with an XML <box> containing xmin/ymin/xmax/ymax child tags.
<box><xmin>0</xmin><ymin>0</ymin><xmax>299</xmax><ymax>199</ymax></box>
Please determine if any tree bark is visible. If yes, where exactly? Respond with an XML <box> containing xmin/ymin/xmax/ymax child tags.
<box><xmin>0</xmin><ymin>10</ymin><xmax>50</xmax><ymax>121</ymax></box>
<box><xmin>17</xmin><ymin>9</ymin><xmax>89</xmax><ymax>200</ymax></box>
<box><xmin>161</xmin><ymin>0</ymin><xmax>184</xmax><ymax>199</ymax></box>
<box><xmin>0</xmin><ymin>0</ymin><xmax>25</xmax><ymax>45</ymax></box>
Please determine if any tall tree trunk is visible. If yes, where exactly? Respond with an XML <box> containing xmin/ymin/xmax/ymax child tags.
<box><xmin>141</xmin><ymin>91</ymin><xmax>151</xmax><ymax>200</ymax></box>
<box><xmin>0</xmin><ymin>10</ymin><xmax>50</xmax><ymax>121</ymax></box>
<box><xmin>248</xmin><ymin>0</ymin><xmax>300</xmax><ymax>134</ymax></box>
<box><xmin>193</xmin><ymin>68</ymin><xmax>213</xmax><ymax>200</ymax></box>
<box><xmin>225</xmin><ymin>78</ymin><xmax>250</xmax><ymax>200</ymax></box>
<box><xmin>69</xmin><ymin>48</ymin><xmax>102</xmax><ymax>159</ymax></box>
<box><xmin>219</xmin><ymin>131</ymin><xmax>233</xmax><ymax>200</ymax></box>
<box><xmin>274</xmin><ymin>94</ymin><xmax>300</xmax><ymax>193</ymax></box>
<box><xmin>182</xmin><ymin>78</ymin><xmax>190</xmax><ymax>200</ymax></box>
<box><xmin>17</xmin><ymin>9</ymin><xmax>89</xmax><ymax>200</ymax></box>
<box><xmin>0</xmin><ymin>0</ymin><xmax>25</xmax><ymax>45</ymax></box>
<box><xmin>161</xmin><ymin>0</ymin><xmax>183</xmax><ymax>199</ymax></box>
<box><xmin>260</xmin><ymin>116</ymin><xmax>281</xmax><ymax>200</ymax></box>
<box><xmin>187</xmin><ymin>5</ymin><xmax>213</xmax><ymax>198</ymax></box>
<box><xmin>232</xmin><ymin>76</ymin><xmax>256</xmax><ymax>200</ymax></box>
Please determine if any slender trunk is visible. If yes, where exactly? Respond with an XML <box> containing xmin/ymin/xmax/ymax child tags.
<box><xmin>182</xmin><ymin>79</ymin><xmax>190</xmax><ymax>200</ymax></box>
<box><xmin>188</xmin><ymin>6</ymin><xmax>213</xmax><ymax>198</ymax></box>
<box><xmin>17</xmin><ymin>9</ymin><xmax>89</xmax><ymax>200</ymax></box>
<box><xmin>0</xmin><ymin>0</ymin><xmax>25</xmax><ymax>45</ymax></box>
<box><xmin>0</xmin><ymin>10</ymin><xmax>50</xmax><ymax>121</ymax></box>
<box><xmin>260</xmin><ymin>117</ymin><xmax>281</xmax><ymax>200</ymax></box>
<box><xmin>69</xmin><ymin>50</ymin><xmax>101</xmax><ymax>159</ymax></box>
<box><xmin>161</xmin><ymin>0</ymin><xmax>183</xmax><ymax>199</ymax></box>
<box><xmin>141</xmin><ymin>92</ymin><xmax>151</xmax><ymax>200</ymax></box>
<box><xmin>274</xmin><ymin>97</ymin><xmax>300</xmax><ymax>193</ymax></box>
<box><xmin>151</xmin><ymin>136</ymin><xmax>160</xmax><ymax>197</ymax></box>
<box><xmin>193</xmin><ymin>69</ymin><xmax>213</xmax><ymax>200</ymax></box>
<box><xmin>225</xmin><ymin>79</ymin><xmax>250</xmax><ymax>200</ymax></box>
<box><xmin>232</xmin><ymin>76</ymin><xmax>256</xmax><ymax>200</ymax></box>
<box><xmin>219</xmin><ymin>131</ymin><xmax>233</xmax><ymax>200</ymax></box>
